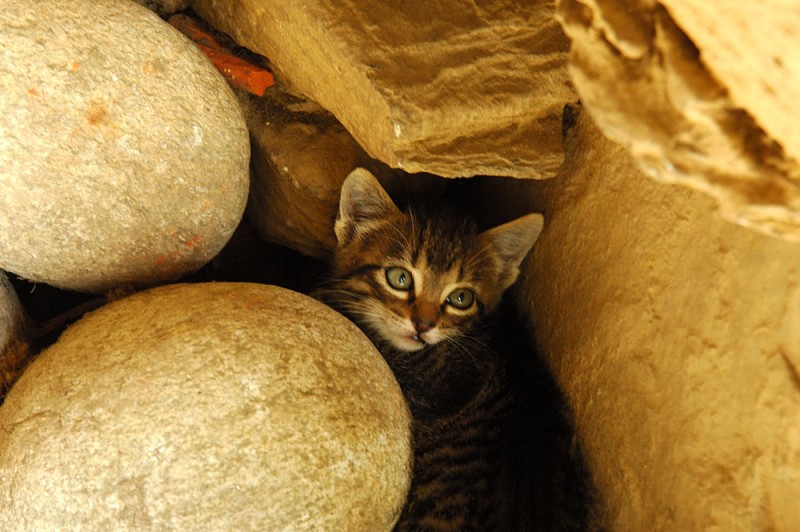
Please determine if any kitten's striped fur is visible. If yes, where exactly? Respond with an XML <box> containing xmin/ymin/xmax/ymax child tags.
<box><xmin>318</xmin><ymin>168</ymin><xmax>583</xmax><ymax>530</ymax></box>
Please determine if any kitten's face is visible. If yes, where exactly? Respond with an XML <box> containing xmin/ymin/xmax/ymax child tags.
<box><xmin>328</xmin><ymin>169</ymin><xmax>544</xmax><ymax>353</ymax></box>
<box><xmin>332</xmin><ymin>219</ymin><xmax>496</xmax><ymax>352</ymax></box>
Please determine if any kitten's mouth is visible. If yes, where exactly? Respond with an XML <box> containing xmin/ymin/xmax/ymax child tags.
<box><xmin>391</xmin><ymin>332</ymin><xmax>428</xmax><ymax>352</ymax></box>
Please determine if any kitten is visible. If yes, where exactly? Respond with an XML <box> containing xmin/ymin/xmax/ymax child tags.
<box><xmin>318</xmin><ymin>168</ymin><xmax>586</xmax><ymax>531</ymax></box>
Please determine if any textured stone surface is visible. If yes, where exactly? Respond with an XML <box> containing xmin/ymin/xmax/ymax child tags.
<box><xmin>0</xmin><ymin>0</ymin><xmax>250</xmax><ymax>293</ymax></box>
<box><xmin>193</xmin><ymin>0</ymin><xmax>575</xmax><ymax>178</ymax></box>
<box><xmin>241</xmin><ymin>87</ymin><xmax>444</xmax><ymax>260</ymax></box>
<box><xmin>663</xmin><ymin>1</ymin><xmax>800</xmax><ymax>165</ymax></box>
<box><xmin>0</xmin><ymin>274</ymin><xmax>26</xmax><ymax>357</ymax></box>
<box><xmin>241</xmin><ymin>87</ymin><xmax>373</xmax><ymax>260</ymax></box>
<box><xmin>557</xmin><ymin>0</ymin><xmax>800</xmax><ymax>240</ymax></box>
<box><xmin>0</xmin><ymin>273</ymin><xmax>28</xmax><ymax>396</ymax></box>
<box><xmin>0</xmin><ymin>283</ymin><xmax>411</xmax><ymax>531</ymax></box>
<box><xmin>132</xmin><ymin>0</ymin><xmax>190</xmax><ymax>15</ymax></box>
<box><xmin>493</xmin><ymin>109</ymin><xmax>800</xmax><ymax>530</ymax></box>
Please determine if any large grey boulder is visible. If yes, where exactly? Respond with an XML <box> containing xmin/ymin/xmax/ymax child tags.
<box><xmin>0</xmin><ymin>0</ymin><xmax>250</xmax><ymax>293</ymax></box>
<box><xmin>0</xmin><ymin>283</ymin><xmax>411</xmax><ymax>530</ymax></box>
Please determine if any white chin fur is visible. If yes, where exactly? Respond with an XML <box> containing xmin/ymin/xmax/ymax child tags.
<box><xmin>389</xmin><ymin>327</ymin><xmax>446</xmax><ymax>352</ymax></box>
<box><xmin>391</xmin><ymin>334</ymin><xmax>428</xmax><ymax>352</ymax></box>
<box><xmin>367</xmin><ymin>315</ymin><xmax>440</xmax><ymax>352</ymax></box>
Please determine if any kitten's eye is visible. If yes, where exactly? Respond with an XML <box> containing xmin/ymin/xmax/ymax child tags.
<box><xmin>385</xmin><ymin>267</ymin><xmax>414</xmax><ymax>291</ymax></box>
<box><xmin>446</xmin><ymin>288</ymin><xmax>475</xmax><ymax>310</ymax></box>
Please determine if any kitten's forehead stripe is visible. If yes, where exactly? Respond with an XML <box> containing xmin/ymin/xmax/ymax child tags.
<box><xmin>410</xmin><ymin>218</ymin><xmax>422</xmax><ymax>265</ymax></box>
<box><xmin>409</xmin><ymin>205</ymin><xmax>476</xmax><ymax>274</ymax></box>
<box><xmin>341</xmin><ymin>263</ymin><xmax>382</xmax><ymax>280</ymax></box>
<box><xmin>351</xmin><ymin>227</ymin><xmax>411</xmax><ymax>272</ymax></box>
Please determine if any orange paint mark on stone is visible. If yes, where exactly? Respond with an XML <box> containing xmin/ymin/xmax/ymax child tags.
<box><xmin>86</xmin><ymin>102</ymin><xmax>109</xmax><ymax>126</ymax></box>
<box><xmin>152</xmin><ymin>251</ymin><xmax>188</xmax><ymax>277</ymax></box>
<box><xmin>184</xmin><ymin>235</ymin><xmax>201</xmax><ymax>249</ymax></box>
<box><xmin>27</xmin><ymin>87</ymin><xmax>38</xmax><ymax>96</ymax></box>
<box><xmin>69</xmin><ymin>61</ymin><xmax>80</xmax><ymax>71</ymax></box>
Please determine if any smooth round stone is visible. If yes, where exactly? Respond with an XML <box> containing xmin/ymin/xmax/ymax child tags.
<box><xmin>0</xmin><ymin>0</ymin><xmax>249</xmax><ymax>293</ymax></box>
<box><xmin>0</xmin><ymin>283</ymin><xmax>411</xmax><ymax>530</ymax></box>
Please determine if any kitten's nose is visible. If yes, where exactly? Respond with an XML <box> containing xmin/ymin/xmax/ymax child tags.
<box><xmin>411</xmin><ymin>301</ymin><xmax>438</xmax><ymax>333</ymax></box>
<box><xmin>412</xmin><ymin>316</ymin><xmax>435</xmax><ymax>333</ymax></box>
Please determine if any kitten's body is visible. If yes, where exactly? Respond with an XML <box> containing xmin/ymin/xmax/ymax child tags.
<box><xmin>384</xmin><ymin>305</ymin><xmax>515</xmax><ymax>530</ymax></box>
<box><xmin>319</xmin><ymin>169</ymin><xmax>588</xmax><ymax>531</ymax></box>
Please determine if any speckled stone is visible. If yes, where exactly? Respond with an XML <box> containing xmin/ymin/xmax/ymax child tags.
<box><xmin>0</xmin><ymin>0</ymin><xmax>250</xmax><ymax>293</ymax></box>
<box><xmin>0</xmin><ymin>283</ymin><xmax>411</xmax><ymax>531</ymax></box>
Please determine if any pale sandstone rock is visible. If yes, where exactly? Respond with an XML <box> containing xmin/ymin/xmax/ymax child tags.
<box><xmin>662</xmin><ymin>1</ymin><xmax>800</xmax><ymax>167</ymax></box>
<box><xmin>193</xmin><ymin>0</ymin><xmax>576</xmax><ymax>178</ymax></box>
<box><xmin>557</xmin><ymin>0</ymin><xmax>800</xmax><ymax>241</ymax></box>
<box><xmin>241</xmin><ymin>87</ymin><xmax>444</xmax><ymax>260</ymax></box>
<box><xmin>495</xmin><ymin>109</ymin><xmax>800</xmax><ymax>530</ymax></box>
<box><xmin>0</xmin><ymin>283</ymin><xmax>412</xmax><ymax>531</ymax></box>
<box><xmin>0</xmin><ymin>0</ymin><xmax>250</xmax><ymax>293</ymax></box>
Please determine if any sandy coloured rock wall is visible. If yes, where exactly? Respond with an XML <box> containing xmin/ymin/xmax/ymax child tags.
<box><xmin>497</xmin><ymin>109</ymin><xmax>800</xmax><ymax>531</ymax></box>
<box><xmin>537</xmin><ymin>6</ymin><xmax>800</xmax><ymax>523</ymax></box>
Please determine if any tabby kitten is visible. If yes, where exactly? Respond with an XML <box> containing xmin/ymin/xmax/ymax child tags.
<box><xmin>318</xmin><ymin>168</ymin><xmax>548</xmax><ymax>530</ymax></box>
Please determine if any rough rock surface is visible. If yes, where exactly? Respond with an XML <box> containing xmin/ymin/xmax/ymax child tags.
<box><xmin>241</xmin><ymin>86</ymin><xmax>444</xmax><ymax>260</ymax></box>
<box><xmin>557</xmin><ymin>0</ymin><xmax>800</xmax><ymax>240</ymax></box>
<box><xmin>132</xmin><ymin>0</ymin><xmax>190</xmax><ymax>15</ymax></box>
<box><xmin>0</xmin><ymin>283</ymin><xmax>412</xmax><ymax>531</ymax></box>
<box><xmin>0</xmin><ymin>0</ymin><xmax>250</xmax><ymax>293</ymax></box>
<box><xmin>0</xmin><ymin>273</ymin><xmax>28</xmax><ymax>397</ymax></box>
<box><xmin>662</xmin><ymin>1</ymin><xmax>800</xmax><ymax>166</ymax></box>
<box><xmin>241</xmin><ymin>86</ymin><xmax>373</xmax><ymax>260</ymax></box>
<box><xmin>193</xmin><ymin>0</ymin><xmax>575</xmax><ymax>178</ymax></box>
<box><xmin>492</xmin><ymin>109</ymin><xmax>800</xmax><ymax>530</ymax></box>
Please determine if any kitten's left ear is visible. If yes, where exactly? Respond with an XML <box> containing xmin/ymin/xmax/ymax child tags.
<box><xmin>335</xmin><ymin>168</ymin><xmax>400</xmax><ymax>243</ymax></box>
<box><xmin>479</xmin><ymin>213</ymin><xmax>544</xmax><ymax>290</ymax></box>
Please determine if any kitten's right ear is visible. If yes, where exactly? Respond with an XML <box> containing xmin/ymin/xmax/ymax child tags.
<box><xmin>479</xmin><ymin>212</ymin><xmax>545</xmax><ymax>292</ymax></box>
<box><xmin>335</xmin><ymin>168</ymin><xmax>400</xmax><ymax>243</ymax></box>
